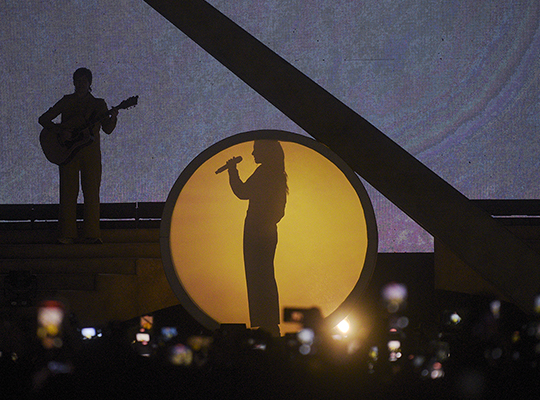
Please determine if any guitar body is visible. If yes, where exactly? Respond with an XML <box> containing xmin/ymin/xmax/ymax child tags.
<box><xmin>40</xmin><ymin>116</ymin><xmax>95</xmax><ymax>166</ymax></box>
<box><xmin>39</xmin><ymin>95</ymin><xmax>138</xmax><ymax>165</ymax></box>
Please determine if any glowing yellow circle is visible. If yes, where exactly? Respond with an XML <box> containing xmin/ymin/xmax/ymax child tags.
<box><xmin>161</xmin><ymin>131</ymin><xmax>377</xmax><ymax>334</ymax></box>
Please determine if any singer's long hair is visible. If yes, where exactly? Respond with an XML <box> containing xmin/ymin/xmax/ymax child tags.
<box><xmin>254</xmin><ymin>140</ymin><xmax>288</xmax><ymax>195</ymax></box>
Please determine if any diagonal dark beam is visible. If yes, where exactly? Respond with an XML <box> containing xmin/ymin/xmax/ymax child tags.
<box><xmin>145</xmin><ymin>0</ymin><xmax>540</xmax><ymax>312</ymax></box>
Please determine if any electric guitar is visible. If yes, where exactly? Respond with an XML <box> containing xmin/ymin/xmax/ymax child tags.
<box><xmin>40</xmin><ymin>95</ymin><xmax>138</xmax><ymax>165</ymax></box>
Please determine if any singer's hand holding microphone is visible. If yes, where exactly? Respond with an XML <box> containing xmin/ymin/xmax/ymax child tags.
<box><xmin>215</xmin><ymin>156</ymin><xmax>243</xmax><ymax>174</ymax></box>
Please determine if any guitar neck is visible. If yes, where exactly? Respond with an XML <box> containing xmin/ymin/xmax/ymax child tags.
<box><xmin>70</xmin><ymin>96</ymin><xmax>137</xmax><ymax>133</ymax></box>
<box><xmin>77</xmin><ymin>107</ymin><xmax>117</xmax><ymax>133</ymax></box>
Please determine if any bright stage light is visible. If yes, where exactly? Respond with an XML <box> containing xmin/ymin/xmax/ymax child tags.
<box><xmin>336</xmin><ymin>319</ymin><xmax>350</xmax><ymax>334</ymax></box>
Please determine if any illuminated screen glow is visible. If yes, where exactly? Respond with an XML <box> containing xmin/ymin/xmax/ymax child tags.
<box><xmin>161</xmin><ymin>131</ymin><xmax>377</xmax><ymax>333</ymax></box>
<box><xmin>2</xmin><ymin>1</ymin><xmax>539</xmax><ymax>252</ymax></box>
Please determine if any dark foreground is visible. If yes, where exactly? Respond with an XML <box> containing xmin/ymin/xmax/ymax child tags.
<box><xmin>1</xmin><ymin>295</ymin><xmax>540</xmax><ymax>400</ymax></box>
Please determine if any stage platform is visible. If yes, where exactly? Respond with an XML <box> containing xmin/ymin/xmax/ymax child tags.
<box><xmin>0</xmin><ymin>201</ymin><xmax>439</xmax><ymax>333</ymax></box>
<box><xmin>1</xmin><ymin>200</ymin><xmax>539</xmax><ymax>327</ymax></box>
<box><xmin>0</xmin><ymin>202</ymin><xmax>180</xmax><ymax>326</ymax></box>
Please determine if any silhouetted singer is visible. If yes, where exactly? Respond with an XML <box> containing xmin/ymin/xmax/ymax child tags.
<box><xmin>224</xmin><ymin>140</ymin><xmax>288</xmax><ymax>336</ymax></box>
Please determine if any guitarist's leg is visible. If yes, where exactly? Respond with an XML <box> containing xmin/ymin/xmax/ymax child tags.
<box><xmin>59</xmin><ymin>161</ymin><xmax>80</xmax><ymax>241</ymax></box>
<box><xmin>80</xmin><ymin>147</ymin><xmax>102</xmax><ymax>241</ymax></box>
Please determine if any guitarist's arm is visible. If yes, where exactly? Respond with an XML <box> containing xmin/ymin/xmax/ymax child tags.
<box><xmin>38</xmin><ymin>97</ymin><xmax>65</xmax><ymax>131</ymax></box>
<box><xmin>38</xmin><ymin>96</ymin><xmax>72</xmax><ymax>143</ymax></box>
<box><xmin>98</xmin><ymin>99</ymin><xmax>118</xmax><ymax>135</ymax></box>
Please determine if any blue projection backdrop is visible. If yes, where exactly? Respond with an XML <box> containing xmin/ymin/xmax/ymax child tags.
<box><xmin>1</xmin><ymin>0</ymin><xmax>539</xmax><ymax>252</ymax></box>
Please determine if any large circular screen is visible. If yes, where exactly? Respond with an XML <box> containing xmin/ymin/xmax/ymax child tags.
<box><xmin>161</xmin><ymin>130</ymin><xmax>377</xmax><ymax>335</ymax></box>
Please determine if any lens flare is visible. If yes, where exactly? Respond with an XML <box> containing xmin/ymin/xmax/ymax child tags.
<box><xmin>337</xmin><ymin>319</ymin><xmax>350</xmax><ymax>334</ymax></box>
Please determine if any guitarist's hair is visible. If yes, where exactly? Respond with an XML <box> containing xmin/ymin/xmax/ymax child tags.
<box><xmin>73</xmin><ymin>68</ymin><xmax>93</xmax><ymax>89</ymax></box>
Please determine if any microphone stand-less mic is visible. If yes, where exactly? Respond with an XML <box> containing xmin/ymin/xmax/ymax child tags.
<box><xmin>215</xmin><ymin>156</ymin><xmax>243</xmax><ymax>174</ymax></box>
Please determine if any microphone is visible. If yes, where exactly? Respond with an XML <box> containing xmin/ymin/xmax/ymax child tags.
<box><xmin>215</xmin><ymin>156</ymin><xmax>243</xmax><ymax>174</ymax></box>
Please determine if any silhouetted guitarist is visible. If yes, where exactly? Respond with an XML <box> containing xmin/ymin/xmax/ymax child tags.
<box><xmin>38</xmin><ymin>68</ymin><xmax>118</xmax><ymax>244</ymax></box>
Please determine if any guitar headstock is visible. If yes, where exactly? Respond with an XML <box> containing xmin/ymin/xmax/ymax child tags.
<box><xmin>117</xmin><ymin>96</ymin><xmax>138</xmax><ymax>110</ymax></box>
